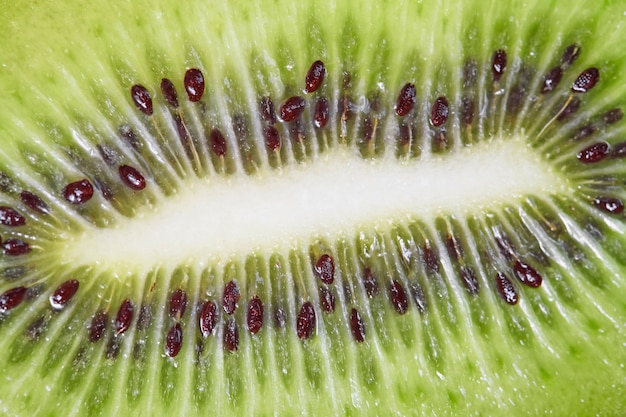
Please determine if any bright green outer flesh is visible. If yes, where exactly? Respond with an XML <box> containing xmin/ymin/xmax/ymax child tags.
<box><xmin>0</xmin><ymin>0</ymin><xmax>626</xmax><ymax>416</ymax></box>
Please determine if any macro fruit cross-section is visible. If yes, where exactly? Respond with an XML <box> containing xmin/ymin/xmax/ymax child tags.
<box><xmin>1</xmin><ymin>0</ymin><xmax>626</xmax><ymax>416</ymax></box>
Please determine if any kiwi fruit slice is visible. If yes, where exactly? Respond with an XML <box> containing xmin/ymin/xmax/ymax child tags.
<box><xmin>1</xmin><ymin>0</ymin><xmax>626</xmax><ymax>415</ymax></box>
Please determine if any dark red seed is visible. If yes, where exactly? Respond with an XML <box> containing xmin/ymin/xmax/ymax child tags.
<box><xmin>263</xmin><ymin>126</ymin><xmax>281</xmax><ymax>151</ymax></box>
<box><xmin>572</xmin><ymin>68</ymin><xmax>599</xmax><ymax>93</ymax></box>
<box><xmin>305</xmin><ymin>60</ymin><xmax>326</xmax><ymax>93</ymax></box>
<box><xmin>577</xmin><ymin>142</ymin><xmax>610</xmax><ymax>164</ymax></box>
<box><xmin>394</xmin><ymin>83</ymin><xmax>416</xmax><ymax>117</ymax></box>
<box><xmin>513</xmin><ymin>260</ymin><xmax>543</xmax><ymax>288</ymax></box>
<box><xmin>49</xmin><ymin>279</ymin><xmax>79</xmax><ymax>310</ymax></box>
<box><xmin>314</xmin><ymin>254</ymin><xmax>335</xmax><ymax>284</ymax></box>
<box><xmin>460</xmin><ymin>266</ymin><xmax>480</xmax><ymax>295</ymax></box>
<box><xmin>165</xmin><ymin>323</ymin><xmax>183</xmax><ymax>357</ymax></box>
<box><xmin>259</xmin><ymin>96</ymin><xmax>277</xmax><ymax>124</ymax></box>
<box><xmin>319</xmin><ymin>287</ymin><xmax>335</xmax><ymax>313</ymax></box>
<box><xmin>389</xmin><ymin>279</ymin><xmax>408</xmax><ymax>315</ymax></box>
<box><xmin>350</xmin><ymin>308</ymin><xmax>366</xmax><ymax>343</ymax></box>
<box><xmin>603</xmin><ymin>108</ymin><xmax>623</xmax><ymax>124</ymax></box>
<box><xmin>423</xmin><ymin>245</ymin><xmax>439</xmax><ymax>273</ymax></box>
<box><xmin>223</xmin><ymin>318</ymin><xmax>239</xmax><ymax>352</ymax></box>
<box><xmin>223</xmin><ymin>280</ymin><xmax>240</xmax><ymax>315</ymax></box>
<box><xmin>118</xmin><ymin>165</ymin><xmax>146</xmax><ymax>190</ymax></box>
<box><xmin>541</xmin><ymin>66</ymin><xmax>563</xmax><ymax>94</ymax></box>
<box><xmin>20</xmin><ymin>191</ymin><xmax>50</xmax><ymax>214</ymax></box>
<box><xmin>556</xmin><ymin>97</ymin><xmax>581</xmax><ymax>121</ymax></box>
<box><xmin>561</xmin><ymin>44</ymin><xmax>581</xmax><ymax>68</ymax></box>
<box><xmin>3</xmin><ymin>239</ymin><xmax>30</xmax><ymax>256</ymax></box>
<box><xmin>314</xmin><ymin>97</ymin><xmax>330</xmax><ymax>129</ymax></box>
<box><xmin>0</xmin><ymin>206</ymin><xmax>25</xmax><ymax>227</ymax></box>
<box><xmin>0</xmin><ymin>286</ymin><xmax>27</xmax><ymax>313</ymax></box>
<box><xmin>199</xmin><ymin>300</ymin><xmax>217</xmax><ymax>337</ymax></box>
<box><xmin>362</xmin><ymin>268</ymin><xmax>379</xmax><ymax>297</ymax></box>
<box><xmin>130</xmin><ymin>84</ymin><xmax>153</xmax><ymax>115</ymax></box>
<box><xmin>279</xmin><ymin>96</ymin><xmax>306</xmax><ymax>122</ymax></box>
<box><xmin>491</xmin><ymin>49</ymin><xmax>507</xmax><ymax>81</ymax></box>
<box><xmin>209</xmin><ymin>129</ymin><xmax>227</xmax><ymax>156</ymax></box>
<box><xmin>160</xmin><ymin>78</ymin><xmax>179</xmax><ymax>108</ymax></box>
<box><xmin>63</xmin><ymin>179</ymin><xmax>94</xmax><ymax>204</ymax></box>
<box><xmin>89</xmin><ymin>310</ymin><xmax>108</xmax><ymax>343</ymax></box>
<box><xmin>430</xmin><ymin>96</ymin><xmax>449</xmax><ymax>127</ymax></box>
<box><xmin>115</xmin><ymin>298</ymin><xmax>134</xmax><ymax>335</ymax></box>
<box><xmin>296</xmin><ymin>301</ymin><xmax>316</xmax><ymax>340</ymax></box>
<box><xmin>184</xmin><ymin>68</ymin><xmax>205</xmax><ymax>102</ymax></box>
<box><xmin>460</xmin><ymin>97</ymin><xmax>475</xmax><ymax>125</ymax></box>
<box><xmin>169</xmin><ymin>289</ymin><xmax>188</xmax><ymax>318</ymax></box>
<box><xmin>495</xmin><ymin>272</ymin><xmax>518</xmax><ymax>305</ymax></box>
<box><xmin>592</xmin><ymin>197</ymin><xmax>624</xmax><ymax>214</ymax></box>
<box><xmin>247</xmin><ymin>296</ymin><xmax>264</xmax><ymax>334</ymax></box>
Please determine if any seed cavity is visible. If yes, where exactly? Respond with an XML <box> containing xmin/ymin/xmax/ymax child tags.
<box><xmin>49</xmin><ymin>280</ymin><xmax>79</xmax><ymax>310</ymax></box>
<box><xmin>362</xmin><ymin>268</ymin><xmax>379</xmax><ymax>298</ymax></box>
<box><xmin>259</xmin><ymin>96</ymin><xmax>277</xmax><ymax>124</ymax></box>
<box><xmin>495</xmin><ymin>272</ymin><xmax>518</xmax><ymax>305</ymax></box>
<box><xmin>389</xmin><ymin>279</ymin><xmax>408</xmax><ymax>315</ymax></box>
<box><xmin>199</xmin><ymin>300</ymin><xmax>217</xmax><ymax>337</ymax></box>
<box><xmin>263</xmin><ymin>126</ymin><xmax>281</xmax><ymax>151</ymax></box>
<box><xmin>165</xmin><ymin>322</ymin><xmax>183</xmax><ymax>357</ymax></box>
<box><xmin>160</xmin><ymin>78</ymin><xmax>179</xmax><ymax>108</ymax></box>
<box><xmin>114</xmin><ymin>298</ymin><xmax>134</xmax><ymax>335</ymax></box>
<box><xmin>541</xmin><ymin>66</ymin><xmax>563</xmax><ymax>93</ymax></box>
<box><xmin>460</xmin><ymin>266</ymin><xmax>480</xmax><ymax>295</ymax></box>
<box><xmin>223</xmin><ymin>280</ymin><xmax>240</xmax><ymax>315</ymax></box>
<box><xmin>304</xmin><ymin>60</ymin><xmax>326</xmax><ymax>94</ymax></box>
<box><xmin>184</xmin><ymin>68</ymin><xmax>205</xmax><ymax>102</ymax></box>
<box><xmin>119</xmin><ymin>165</ymin><xmax>147</xmax><ymax>190</ymax></box>
<box><xmin>223</xmin><ymin>318</ymin><xmax>239</xmax><ymax>352</ymax></box>
<box><xmin>561</xmin><ymin>44</ymin><xmax>581</xmax><ymax>68</ymax></box>
<box><xmin>571</xmin><ymin>68</ymin><xmax>600</xmax><ymax>93</ymax></box>
<box><xmin>130</xmin><ymin>84</ymin><xmax>153</xmax><ymax>115</ymax></box>
<box><xmin>20</xmin><ymin>191</ymin><xmax>50</xmax><ymax>214</ymax></box>
<box><xmin>63</xmin><ymin>179</ymin><xmax>94</xmax><ymax>204</ymax></box>
<box><xmin>350</xmin><ymin>308</ymin><xmax>366</xmax><ymax>343</ymax></box>
<box><xmin>491</xmin><ymin>49</ymin><xmax>507</xmax><ymax>81</ymax></box>
<box><xmin>296</xmin><ymin>301</ymin><xmax>316</xmax><ymax>340</ymax></box>
<box><xmin>246</xmin><ymin>296</ymin><xmax>264</xmax><ymax>334</ymax></box>
<box><xmin>89</xmin><ymin>310</ymin><xmax>108</xmax><ymax>343</ymax></box>
<box><xmin>319</xmin><ymin>287</ymin><xmax>335</xmax><ymax>313</ymax></box>
<box><xmin>394</xmin><ymin>83</ymin><xmax>416</xmax><ymax>117</ymax></box>
<box><xmin>0</xmin><ymin>286</ymin><xmax>27</xmax><ymax>313</ymax></box>
<box><xmin>279</xmin><ymin>96</ymin><xmax>306</xmax><ymax>122</ymax></box>
<box><xmin>209</xmin><ymin>129</ymin><xmax>228</xmax><ymax>156</ymax></box>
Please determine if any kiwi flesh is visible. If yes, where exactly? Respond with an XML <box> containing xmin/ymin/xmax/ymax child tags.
<box><xmin>1</xmin><ymin>0</ymin><xmax>626</xmax><ymax>415</ymax></box>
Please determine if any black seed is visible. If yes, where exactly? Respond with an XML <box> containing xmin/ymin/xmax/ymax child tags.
<box><xmin>319</xmin><ymin>287</ymin><xmax>335</xmax><ymax>313</ymax></box>
<box><xmin>495</xmin><ymin>272</ymin><xmax>518</xmax><ymax>305</ymax></box>
<box><xmin>577</xmin><ymin>142</ymin><xmax>610</xmax><ymax>164</ymax></box>
<box><xmin>592</xmin><ymin>197</ymin><xmax>624</xmax><ymax>214</ymax></box>
<box><xmin>247</xmin><ymin>296</ymin><xmax>264</xmax><ymax>334</ymax></box>
<box><xmin>572</xmin><ymin>68</ymin><xmax>599</xmax><ymax>93</ymax></box>
<box><xmin>603</xmin><ymin>108</ymin><xmax>623</xmax><ymax>124</ymax></box>
<box><xmin>395</xmin><ymin>83</ymin><xmax>416</xmax><ymax>117</ymax></box>
<box><xmin>430</xmin><ymin>96</ymin><xmax>449</xmax><ymax>127</ymax></box>
<box><xmin>89</xmin><ymin>310</ymin><xmax>108</xmax><ymax>343</ymax></box>
<box><xmin>263</xmin><ymin>126</ymin><xmax>281</xmax><ymax>151</ymax></box>
<box><xmin>314</xmin><ymin>97</ymin><xmax>330</xmax><ymax>129</ymax></box>
<box><xmin>0</xmin><ymin>206</ymin><xmax>25</xmax><ymax>227</ymax></box>
<box><xmin>209</xmin><ymin>128</ymin><xmax>227</xmax><ymax>156</ymax></box>
<box><xmin>3</xmin><ymin>239</ymin><xmax>30</xmax><ymax>256</ymax></box>
<box><xmin>223</xmin><ymin>318</ymin><xmax>239</xmax><ymax>352</ymax></box>
<box><xmin>314</xmin><ymin>254</ymin><xmax>335</xmax><ymax>284</ymax></box>
<box><xmin>561</xmin><ymin>44</ymin><xmax>581</xmax><ymax>68</ymax></box>
<box><xmin>305</xmin><ymin>60</ymin><xmax>326</xmax><ymax>93</ymax></box>
<box><xmin>0</xmin><ymin>286</ymin><xmax>27</xmax><ymax>313</ymax></box>
<box><xmin>165</xmin><ymin>322</ymin><xmax>183</xmax><ymax>357</ymax></box>
<box><xmin>119</xmin><ymin>165</ymin><xmax>146</xmax><ymax>190</ymax></box>
<box><xmin>460</xmin><ymin>266</ymin><xmax>480</xmax><ymax>295</ymax></box>
<box><xmin>184</xmin><ymin>68</ymin><xmax>205</xmax><ymax>102</ymax></box>
<box><xmin>491</xmin><ymin>49</ymin><xmax>507</xmax><ymax>81</ymax></box>
<box><xmin>296</xmin><ymin>301</ymin><xmax>316</xmax><ymax>340</ymax></box>
<box><xmin>279</xmin><ymin>96</ymin><xmax>306</xmax><ymax>122</ymax></box>
<box><xmin>62</xmin><ymin>179</ymin><xmax>94</xmax><ymax>204</ymax></box>
<box><xmin>115</xmin><ymin>298</ymin><xmax>134</xmax><ymax>335</ymax></box>
<box><xmin>423</xmin><ymin>245</ymin><xmax>440</xmax><ymax>273</ymax></box>
<box><xmin>513</xmin><ymin>260</ymin><xmax>543</xmax><ymax>288</ymax></box>
<box><xmin>20</xmin><ymin>191</ymin><xmax>50</xmax><ymax>214</ymax></box>
<box><xmin>160</xmin><ymin>78</ymin><xmax>179</xmax><ymax>108</ymax></box>
<box><xmin>350</xmin><ymin>308</ymin><xmax>365</xmax><ymax>343</ymax></box>
<box><xmin>223</xmin><ymin>280</ymin><xmax>240</xmax><ymax>315</ymax></box>
<box><xmin>130</xmin><ymin>84</ymin><xmax>153</xmax><ymax>115</ymax></box>
<box><xmin>169</xmin><ymin>289</ymin><xmax>188</xmax><ymax>318</ymax></box>
<box><xmin>49</xmin><ymin>279</ymin><xmax>79</xmax><ymax>310</ymax></box>
<box><xmin>541</xmin><ymin>66</ymin><xmax>563</xmax><ymax>94</ymax></box>
<box><xmin>556</xmin><ymin>97</ymin><xmax>581</xmax><ymax>121</ymax></box>
<box><xmin>362</xmin><ymin>267</ymin><xmax>379</xmax><ymax>297</ymax></box>
<box><xmin>259</xmin><ymin>96</ymin><xmax>277</xmax><ymax>124</ymax></box>
<box><xmin>389</xmin><ymin>279</ymin><xmax>408</xmax><ymax>315</ymax></box>
<box><xmin>199</xmin><ymin>300</ymin><xmax>217</xmax><ymax>337</ymax></box>
<box><xmin>460</xmin><ymin>97</ymin><xmax>475</xmax><ymax>125</ymax></box>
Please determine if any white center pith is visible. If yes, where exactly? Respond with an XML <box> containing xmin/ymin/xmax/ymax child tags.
<box><xmin>64</xmin><ymin>138</ymin><xmax>566</xmax><ymax>270</ymax></box>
